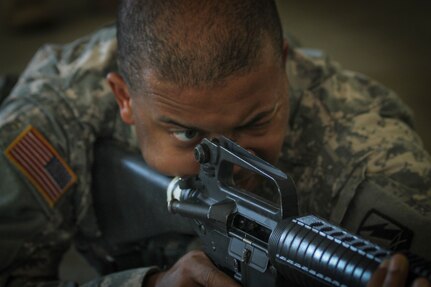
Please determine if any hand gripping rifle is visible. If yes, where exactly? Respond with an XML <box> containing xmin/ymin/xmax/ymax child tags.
<box><xmin>166</xmin><ymin>137</ymin><xmax>431</xmax><ymax>287</ymax></box>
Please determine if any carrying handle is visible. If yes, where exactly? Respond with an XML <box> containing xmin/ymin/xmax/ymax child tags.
<box><xmin>194</xmin><ymin>137</ymin><xmax>298</xmax><ymax>221</ymax></box>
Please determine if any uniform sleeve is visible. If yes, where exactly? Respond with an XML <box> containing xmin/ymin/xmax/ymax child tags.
<box><xmin>0</xmin><ymin>102</ymin><xmax>75</xmax><ymax>286</ymax></box>
<box><xmin>0</xmin><ymin>122</ymin><xmax>157</xmax><ymax>287</ymax></box>
<box><xmin>81</xmin><ymin>267</ymin><xmax>160</xmax><ymax>287</ymax></box>
<box><xmin>336</xmin><ymin>126</ymin><xmax>431</xmax><ymax>255</ymax></box>
<box><xmin>284</xmin><ymin>48</ymin><xmax>431</xmax><ymax>256</ymax></box>
<box><xmin>324</xmin><ymin>75</ymin><xmax>431</xmax><ymax>255</ymax></box>
<box><xmin>0</xmin><ymin>29</ymin><xmax>152</xmax><ymax>286</ymax></box>
<box><xmin>4</xmin><ymin>267</ymin><xmax>159</xmax><ymax>287</ymax></box>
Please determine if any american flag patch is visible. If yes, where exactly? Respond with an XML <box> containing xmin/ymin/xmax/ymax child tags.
<box><xmin>5</xmin><ymin>125</ymin><xmax>77</xmax><ymax>207</ymax></box>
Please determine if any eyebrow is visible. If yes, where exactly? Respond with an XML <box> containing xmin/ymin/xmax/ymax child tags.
<box><xmin>157</xmin><ymin>104</ymin><xmax>278</xmax><ymax>131</ymax></box>
<box><xmin>158</xmin><ymin>116</ymin><xmax>201</xmax><ymax>130</ymax></box>
<box><xmin>236</xmin><ymin>104</ymin><xmax>278</xmax><ymax>129</ymax></box>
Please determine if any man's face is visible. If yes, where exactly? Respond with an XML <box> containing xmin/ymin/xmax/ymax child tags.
<box><xmin>110</xmin><ymin>46</ymin><xmax>289</xmax><ymax>177</ymax></box>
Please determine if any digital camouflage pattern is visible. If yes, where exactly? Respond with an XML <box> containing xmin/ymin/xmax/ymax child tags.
<box><xmin>279</xmin><ymin>47</ymin><xmax>431</xmax><ymax>252</ymax></box>
<box><xmin>0</xmin><ymin>25</ymin><xmax>430</xmax><ymax>286</ymax></box>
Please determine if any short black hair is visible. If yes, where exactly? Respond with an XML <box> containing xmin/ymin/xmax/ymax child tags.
<box><xmin>117</xmin><ymin>0</ymin><xmax>284</xmax><ymax>90</ymax></box>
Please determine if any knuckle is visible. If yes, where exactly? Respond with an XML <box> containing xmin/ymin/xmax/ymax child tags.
<box><xmin>203</xmin><ymin>266</ymin><xmax>219</xmax><ymax>286</ymax></box>
<box><xmin>189</xmin><ymin>249</ymin><xmax>206</xmax><ymax>258</ymax></box>
<box><xmin>176</xmin><ymin>250</ymin><xmax>207</xmax><ymax>271</ymax></box>
<box><xmin>185</xmin><ymin>249</ymin><xmax>208</xmax><ymax>263</ymax></box>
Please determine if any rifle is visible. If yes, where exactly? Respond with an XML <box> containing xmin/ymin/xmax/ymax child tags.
<box><xmin>165</xmin><ymin>137</ymin><xmax>431</xmax><ymax>287</ymax></box>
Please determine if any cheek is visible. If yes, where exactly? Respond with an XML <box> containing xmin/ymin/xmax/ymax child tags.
<box><xmin>241</xmin><ymin>116</ymin><xmax>288</xmax><ymax>165</ymax></box>
<box><xmin>239</xmin><ymin>131</ymin><xmax>284</xmax><ymax>166</ymax></box>
<box><xmin>257</xmin><ymin>133</ymin><xmax>285</xmax><ymax>164</ymax></box>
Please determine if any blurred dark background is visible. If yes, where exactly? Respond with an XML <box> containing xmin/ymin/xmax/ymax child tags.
<box><xmin>0</xmin><ymin>0</ymin><xmax>430</xmax><ymax>283</ymax></box>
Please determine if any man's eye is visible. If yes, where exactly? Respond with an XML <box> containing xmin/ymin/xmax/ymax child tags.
<box><xmin>173</xmin><ymin>129</ymin><xmax>200</xmax><ymax>142</ymax></box>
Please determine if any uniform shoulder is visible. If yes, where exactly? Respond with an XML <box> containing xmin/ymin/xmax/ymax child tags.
<box><xmin>287</xmin><ymin>47</ymin><xmax>337</xmax><ymax>91</ymax></box>
<box><xmin>287</xmin><ymin>46</ymin><xmax>414</xmax><ymax>127</ymax></box>
<box><xmin>19</xmin><ymin>25</ymin><xmax>117</xmax><ymax>88</ymax></box>
<box><xmin>282</xmin><ymin>47</ymin><xmax>430</xmax><ymax>220</ymax></box>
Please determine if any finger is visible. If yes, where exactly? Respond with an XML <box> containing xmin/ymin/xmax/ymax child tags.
<box><xmin>412</xmin><ymin>278</ymin><xmax>431</xmax><ymax>287</ymax></box>
<box><xmin>201</xmin><ymin>266</ymin><xmax>240</xmax><ymax>287</ymax></box>
<box><xmin>367</xmin><ymin>259</ymin><xmax>389</xmax><ymax>287</ymax></box>
<box><xmin>187</xmin><ymin>251</ymin><xmax>239</xmax><ymax>287</ymax></box>
<box><xmin>382</xmin><ymin>254</ymin><xmax>409</xmax><ymax>287</ymax></box>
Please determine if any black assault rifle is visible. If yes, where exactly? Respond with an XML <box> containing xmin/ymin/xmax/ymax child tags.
<box><xmin>165</xmin><ymin>137</ymin><xmax>431</xmax><ymax>287</ymax></box>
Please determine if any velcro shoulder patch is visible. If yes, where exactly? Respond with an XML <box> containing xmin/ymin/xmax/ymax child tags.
<box><xmin>357</xmin><ymin>209</ymin><xmax>413</xmax><ymax>251</ymax></box>
<box><xmin>5</xmin><ymin>125</ymin><xmax>77</xmax><ymax>207</ymax></box>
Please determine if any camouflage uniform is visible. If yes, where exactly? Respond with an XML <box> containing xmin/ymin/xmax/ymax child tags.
<box><xmin>0</xmin><ymin>25</ymin><xmax>430</xmax><ymax>286</ymax></box>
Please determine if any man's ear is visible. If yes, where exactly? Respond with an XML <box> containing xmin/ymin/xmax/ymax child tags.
<box><xmin>107</xmin><ymin>72</ymin><xmax>135</xmax><ymax>125</ymax></box>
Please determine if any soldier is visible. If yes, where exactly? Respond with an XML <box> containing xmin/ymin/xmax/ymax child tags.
<box><xmin>0</xmin><ymin>0</ymin><xmax>430</xmax><ymax>286</ymax></box>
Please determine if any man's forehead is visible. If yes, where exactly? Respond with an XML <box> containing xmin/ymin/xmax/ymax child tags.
<box><xmin>137</xmin><ymin>67</ymin><xmax>279</xmax><ymax>107</ymax></box>
<box><xmin>133</xmin><ymin>66</ymin><xmax>287</xmax><ymax>135</ymax></box>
